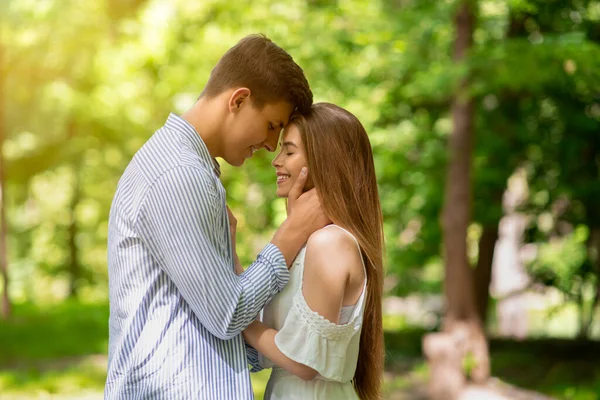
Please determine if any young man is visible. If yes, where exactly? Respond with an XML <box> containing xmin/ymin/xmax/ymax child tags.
<box><xmin>105</xmin><ymin>35</ymin><xmax>329</xmax><ymax>399</ymax></box>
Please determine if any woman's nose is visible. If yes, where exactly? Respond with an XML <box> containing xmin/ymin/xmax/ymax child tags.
<box><xmin>271</xmin><ymin>153</ymin><xmax>282</xmax><ymax>167</ymax></box>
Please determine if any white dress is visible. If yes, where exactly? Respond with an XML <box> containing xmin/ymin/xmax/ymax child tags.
<box><xmin>259</xmin><ymin>225</ymin><xmax>367</xmax><ymax>400</ymax></box>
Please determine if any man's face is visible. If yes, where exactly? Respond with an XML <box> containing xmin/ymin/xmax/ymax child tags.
<box><xmin>222</xmin><ymin>94</ymin><xmax>294</xmax><ymax>167</ymax></box>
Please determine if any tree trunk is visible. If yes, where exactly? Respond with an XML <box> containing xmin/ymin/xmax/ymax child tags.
<box><xmin>443</xmin><ymin>0</ymin><xmax>477</xmax><ymax>325</ymax></box>
<box><xmin>423</xmin><ymin>2</ymin><xmax>490</xmax><ymax>398</ymax></box>
<box><xmin>588</xmin><ymin>286</ymin><xmax>600</xmax><ymax>339</ymax></box>
<box><xmin>474</xmin><ymin>225</ymin><xmax>499</xmax><ymax>325</ymax></box>
<box><xmin>576</xmin><ymin>287</ymin><xmax>588</xmax><ymax>339</ymax></box>
<box><xmin>66</xmin><ymin>120</ymin><xmax>81</xmax><ymax>299</ymax></box>
<box><xmin>67</xmin><ymin>168</ymin><xmax>81</xmax><ymax>298</ymax></box>
<box><xmin>583</xmin><ymin>227</ymin><xmax>600</xmax><ymax>339</ymax></box>
<box><xmin>0</xmin><ymin>42</ymin><xmax>10</xmax><ymax>318</ymax></box>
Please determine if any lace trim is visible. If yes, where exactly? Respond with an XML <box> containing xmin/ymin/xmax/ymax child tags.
<box><xmin>291</xmin><ymin>246</ymin><xmax>306</xmax><ymax>271</ymax></box>
<box><xmin>291</xmin><ymin>290</ymin><xmax>361</xmax><ymax>340</ymax></box>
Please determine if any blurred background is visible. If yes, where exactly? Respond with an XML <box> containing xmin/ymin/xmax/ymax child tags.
<box><xmin>1</xmin><ymin>0</ymin><xmax>599</xmax><ymax>399</ymax></box>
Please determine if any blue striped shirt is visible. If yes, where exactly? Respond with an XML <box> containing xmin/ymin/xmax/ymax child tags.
<box><xmin>105</xmin><ymin>113</ymin><xmax>290</xmax><ymax>399</ymax></box>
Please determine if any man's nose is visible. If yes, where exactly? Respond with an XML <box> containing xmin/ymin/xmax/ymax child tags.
<box><xmin>262</xmin><ymin>133</ymin><xmax>279</xmax><ymax>153</ymax></box>
<box><xmin>262</xmin><ymin>142</ymin><xmax>275</xmax><ymax>152</ymax></box>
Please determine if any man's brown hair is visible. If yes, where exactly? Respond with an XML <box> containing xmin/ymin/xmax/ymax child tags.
<box><xmin>201</xmin><ymin>34</ymin><xmax>313</xmax><ymax>114</ymax></box>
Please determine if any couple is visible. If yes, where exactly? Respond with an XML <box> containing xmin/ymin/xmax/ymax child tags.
<box><xmin>105</xmin><ymin>34</ymin><xmax>384</xmax><ymax>400</ymax></box>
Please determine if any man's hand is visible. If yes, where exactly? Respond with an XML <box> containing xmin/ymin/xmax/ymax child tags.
<box><xmin>272</xmin><ymin>167</ymin><xmax>331</xmax><ymax>266</ymax></box>
<box><xmin>227</xmin><ymin>206</ymin><xmax>244</xmax><ymax>275</ymax></box>
<box><xmin>287</xmin><ymin>167</ymin><xmax>330</xmax><ymax>232</ymax></box>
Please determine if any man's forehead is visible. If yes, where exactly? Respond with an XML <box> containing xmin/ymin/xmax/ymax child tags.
<box><xmin>265</xmin><ymin>102</ymin><xmax>294</xmax><ymax>126</ymax></box>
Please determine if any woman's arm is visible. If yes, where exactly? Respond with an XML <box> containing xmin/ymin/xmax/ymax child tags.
<box><xmin>243</xmin><ymin>227</ymin><xmax>360</xmax><ymax>381</ymax></box>
<box><xmin>243</xmin><ymin>320</ymin><xmax>318</xmax><ymax>381</ymax></box>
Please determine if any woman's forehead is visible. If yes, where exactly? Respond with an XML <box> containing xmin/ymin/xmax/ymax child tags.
<box><xmin>282</xmin><ymin>124</ymin><xmax>301</xmax><ymax>141</ymax></box>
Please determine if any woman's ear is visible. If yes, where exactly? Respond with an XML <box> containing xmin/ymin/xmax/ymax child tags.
<box><xmin>228</xmin><ymin>88</ymin><xmax>252</xmax><ymax>113</ymax></box>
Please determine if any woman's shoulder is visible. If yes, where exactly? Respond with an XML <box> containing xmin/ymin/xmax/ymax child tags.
<box><xmin>307</xmin><ymin>224</ymin><xmax>356</xmax><ymax>247</ymax></box>
<box><xmin>304</xmin><ymin>225</ymin><xmax>364</xmax><ymax>279</ymax></box>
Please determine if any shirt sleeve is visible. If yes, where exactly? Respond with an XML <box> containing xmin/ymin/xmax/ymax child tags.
<box><xmin>136</xmin><ymin>165</ymin><xmax>290</xmax><ymax>340</ymax></box>
<box><xmin>245</xmin><ymin>341</ymin><xmax>264</xmax><ymax>373</ymax></box>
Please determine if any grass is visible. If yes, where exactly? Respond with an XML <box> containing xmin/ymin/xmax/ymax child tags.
<box><xmin>0</xmin><ymin>357</ymin><xmax>106</xmax><ymax>398</ymax></box>
<box><xmin>0</xmin><ymin>301</ymin><xmax>109</xmax><ymax>364</ymax></box>
<box><xmin>0</xmin><ymin>358</ymin><xmax>271</xmax><ymax>399</ymax></box>
<box><xmin>1</xmin><ymin>301</ymin><xmax>599</xmax><ymax>399</ymax></box>
<box><xmin>489</xmin><ymin>338</ymin><xmax>600</xmax><ymax>400</ymax></box>
<box><xmin>0</xmin><ymin>301</ymin><xmax>274</xmax><ymax>398</ymax></box>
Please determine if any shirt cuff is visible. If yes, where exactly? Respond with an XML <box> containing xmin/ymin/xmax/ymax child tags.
<box><xmin>256</xmin><ymin>243</ymin><xmax>289</xmax><ymax>292</ymax></box>
<box><xmin>245</xmin><ymin>341</ymin><xmax>264</xmax><ymax>373</ymax></box>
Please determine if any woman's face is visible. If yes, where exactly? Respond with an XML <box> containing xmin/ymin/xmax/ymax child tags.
<box><xmin>271</xmin><ymin>125</ymin><xmax>314</xmax><ymax>198</ymax></box>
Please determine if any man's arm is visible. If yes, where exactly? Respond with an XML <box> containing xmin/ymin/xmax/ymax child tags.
<box><xmin>136</xmin><ymin>166</ymin><xmax>289</xmax><ymax>340</ymax></box>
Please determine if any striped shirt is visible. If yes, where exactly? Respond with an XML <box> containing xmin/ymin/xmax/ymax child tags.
<box><xmin>105</xmin><ymin>113</ymin><xmax>290</xmax><ymax>399</ymax></box>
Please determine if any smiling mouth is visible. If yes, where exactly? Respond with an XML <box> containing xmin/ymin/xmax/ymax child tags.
<box><xmin>277</xmin><ymin>174</ymin><xmax>291</xmax><ymax>184</ymax></box>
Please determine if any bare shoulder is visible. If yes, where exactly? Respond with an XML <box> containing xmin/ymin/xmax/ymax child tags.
<box><xmin>304</xmin><ymin>226</ymin><xmax>363</xmax><ymax>279</ymax></box>
<box><xmin>306</xmin><ymin>226</ymin><xmax>357</xmax><ymax>251</ymax></box>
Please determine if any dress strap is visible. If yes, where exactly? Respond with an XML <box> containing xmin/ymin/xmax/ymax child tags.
<box><xmin>324</xmin><ymin>225</ymin><xmax>368</xmax><ymax>319</ymax></box>
<box><xmin>324</xmin><ymin>225</ymin><xmax>367</xmax><ymax>285</ymax></box>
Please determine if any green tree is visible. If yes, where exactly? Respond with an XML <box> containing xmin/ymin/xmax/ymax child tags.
<box><xmin>0</xmin><ymin>39</ymin><xmax>9</xmax><ymax>318</ymax></box>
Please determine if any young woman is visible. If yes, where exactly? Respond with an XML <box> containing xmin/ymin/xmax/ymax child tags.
<box><xmin>242</xmin><ymin>103</ymin><xmax>385</xmax><ymax>400</ymax></box>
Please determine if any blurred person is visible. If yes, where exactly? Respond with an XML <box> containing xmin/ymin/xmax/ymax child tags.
<box><xmin>241</xmin><ymin>103</ymin><xmax>385</xmax><ymax>400</ymax></box>
<box><xmin>105</xmin><ymin>34</ymin><xmax>329</xmax><ymax>399</ymax></box>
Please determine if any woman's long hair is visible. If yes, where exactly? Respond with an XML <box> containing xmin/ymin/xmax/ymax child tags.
<box><xmin>290</xmin><ymin>103</ymin><xmax>385</xmax><ymax>400</ymax></box>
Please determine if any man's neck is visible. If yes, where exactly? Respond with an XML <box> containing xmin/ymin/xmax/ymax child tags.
<box><xmin>181</xmin><ymin>97</ymin><xmax>223</xmax><ymax>159</ymax></box>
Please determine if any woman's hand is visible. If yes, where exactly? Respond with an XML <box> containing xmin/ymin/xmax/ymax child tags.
<box><xmin>227</xmin><ymin>206</ymin><xmax>244</xmax><ymax>275</ymax></box>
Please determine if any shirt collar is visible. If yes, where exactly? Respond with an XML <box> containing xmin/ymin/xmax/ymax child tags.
<box><xmin>164</xmin><ymin>113</ymin><xmax>221</xmax><ymax>177</ymax></box>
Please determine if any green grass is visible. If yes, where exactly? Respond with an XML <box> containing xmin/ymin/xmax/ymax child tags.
<box><xmin>0</xmin><ymin>301</ymin><xmax>109</xmax><ymax>364</ymax></box>
<box><xmin>251</xmin><ymin>370</ymin><xmax>271</xmax><ymax>399</ymax></box>
<box><xmin>489</xmin><ymin>338</ymin><xmax>600</xmax><ymax>400</ymax></box>
<box><xmin>0</xmin><ymin>357</ymin><xmax>106</xmax><ymax>398</ymax></box>
<box><xmin>1</xmin><ymin>302</ymin><xmax>599</xmax><ymax>399</ymax></box>
<box><xmin>0</xmin><ymin>360</ymin><xmax>271</xmax><ymax>399</ymax></box>
<box><xmin>0</xmin><ymin>301</ymin><xmax>273</xmax><ymax>398</ymax></box>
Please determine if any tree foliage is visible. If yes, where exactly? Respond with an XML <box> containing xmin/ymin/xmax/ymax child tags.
<box><xmin>2</xmin><ymin>0</ymin><xmax>599</xmax><ymax>338</ymax></box>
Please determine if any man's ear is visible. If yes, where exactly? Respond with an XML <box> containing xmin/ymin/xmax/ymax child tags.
<box><xmin>228</xmin><ymin>88</ymin><xmax>252</xmax><ymax>113</ymax></box>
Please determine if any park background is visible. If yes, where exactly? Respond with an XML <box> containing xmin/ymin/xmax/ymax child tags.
<box><xmin>1</xmin><ymin>0</ymin><xmax>600</xmax><ymax>399</ymax></box>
